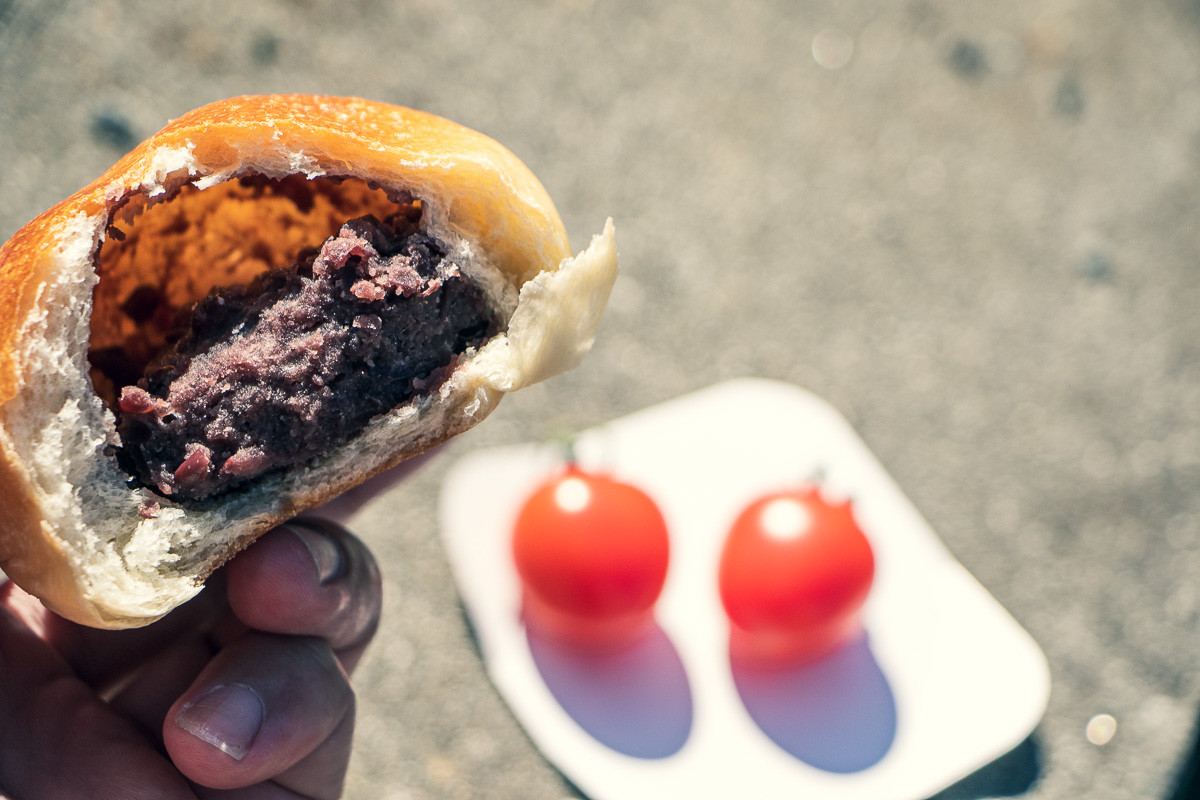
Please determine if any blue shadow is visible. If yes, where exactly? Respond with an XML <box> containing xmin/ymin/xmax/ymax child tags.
<box><xmin>731</xmin><ymin>632</ymin><xmax>897</xmax><ymax>773</ymax></box>
<box><xmin>526</xmin><ymin>623</ymin><xmax>693</xmax><ymax>759</ymax></box>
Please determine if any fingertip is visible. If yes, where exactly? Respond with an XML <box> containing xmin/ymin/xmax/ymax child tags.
<box><xmin>224</xmin><ymin>526</ymin><xmax>323</xmax><ymax>608</ymax></box>
<box><xmin>286</xmin><ymin>519</ymin><xmax>349</xmax><ymax>585</ymax></box>
<box><xmin>173</xmin><ymin>682</ymin><xmax>266</xmax><ymax>762</ymax></box>
<box><xmin>224</xmin><ymin>524</ymin><xmax>345</xmax><ymax>630</ymax></box>
<box><xmin>224</xmin><ymin>519</ymin><xmax>381</xmax><ymax>655</ymax></box>
<box><xmin>164</xmin><ymin>635</ymin><xmax>353</xmax><ymax>792</ymax></box>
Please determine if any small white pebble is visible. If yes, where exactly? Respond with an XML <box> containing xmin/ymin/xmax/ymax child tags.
<box><xmin>1085</xmin><ymin>713</ymin><xmax>1117</xmax><ymax>746</ymax></box>
<box><xmin>812</xmin><ymin>28</ymin><xmax>854</xmax><ymax>70</ymax></box>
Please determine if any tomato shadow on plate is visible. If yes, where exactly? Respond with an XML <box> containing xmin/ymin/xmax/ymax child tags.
<box><xmin>731</xmin><ymin>630</ymin><xmax>897</xmax><ymax>773</ymax></box>
<box><xmin>525</xmin><ymin>622</ymin><xmax>693</xmax><ymax>759</ymax></box>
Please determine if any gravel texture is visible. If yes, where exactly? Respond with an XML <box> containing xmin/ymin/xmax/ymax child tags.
<box><xmin>3</xmin><ymin>1</ymin><xmax>1200</xmax><ymax>798</ymax></box>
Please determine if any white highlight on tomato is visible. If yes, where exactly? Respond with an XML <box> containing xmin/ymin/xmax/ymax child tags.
<box><xmin>759</xmin><ymin>497</ymin><xmax>813</xmax><ymax>541</ymax></box>
<box><xmin>554</xmin><ymin>476</ymin><xmax>593</xmax><ymax>513</ymax></box>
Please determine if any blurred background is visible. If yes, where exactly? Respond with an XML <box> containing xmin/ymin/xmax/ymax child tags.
<box><xmin>3</xmin><ymin>1</ymin><xmax>1200</xmax><ymax>797</ymax></box>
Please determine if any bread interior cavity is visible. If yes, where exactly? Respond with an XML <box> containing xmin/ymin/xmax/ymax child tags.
<box><xmin>89</xmin><ymin>174</ymin><xmax>414</xmax><ymax>403</ymax></box>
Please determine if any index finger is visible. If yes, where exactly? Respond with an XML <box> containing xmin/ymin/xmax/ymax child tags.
<box><xmin>223</xmin><ymin>519</ymin><xmax>383</xmax><ymax>672</ymax></box>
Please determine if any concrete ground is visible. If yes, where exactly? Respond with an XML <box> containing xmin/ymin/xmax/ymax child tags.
<box><xmin>2</xmin><ymin>1</ymin><xmax>1200</xmax><ymax>798</ymax></box>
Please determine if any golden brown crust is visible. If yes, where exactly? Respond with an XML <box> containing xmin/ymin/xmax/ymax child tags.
<box><xmin>0</xmin><ymin>95</ymin><xmax>615</xmax><ymax>628</ymax></box>
<box><xmin>0</xmin><ymin>438</ymin><xmax>88</xmax><ymax>623</ymax></box>
<box><xmin>0</xmin><ymin>94</ymin><xmax>570</xmax><ymax>402</ymax></box>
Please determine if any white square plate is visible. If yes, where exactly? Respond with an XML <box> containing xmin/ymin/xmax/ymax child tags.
<box><xmin>439</xmin><ymin>379</ymin><xmax>1050</xmax><ymax>800</ymax></box>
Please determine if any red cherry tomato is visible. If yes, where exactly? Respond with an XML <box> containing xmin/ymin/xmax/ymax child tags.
<box><xmin>719</xmin><ymin>485</ymin><xmax>875</xmax><ymax>666</ymax></box>
<box><xmin>512</xmin><ymin>466</ymin><xmax>670</xmax><ymax>650</ymax></box>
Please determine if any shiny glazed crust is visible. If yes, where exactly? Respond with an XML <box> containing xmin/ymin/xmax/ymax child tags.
<box><xmin>0</xmin><ymin>95</ymin><xmax>617</xmax><ymax>628</ymax></box>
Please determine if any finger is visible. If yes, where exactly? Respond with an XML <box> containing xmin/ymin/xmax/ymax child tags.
<box><xmin>190</xmin><ymin>782</ymin><xmax>316</xmax><ymax>800</ymax></box>
<box><xmin>223</xmin><ymin>519</ymin><xmax>382</xmax><ymax>671</ymax></box>
<box><xmin>0</xmin><ymin>578</ymin><xmax>226</xmax><ymax>693</ymax></box>
<box><xmin>164</xmin><ymin>633</ymin><xmax>353</xmax><ymax>797</ymax></box>
<box><xmin>257</xmin><ymin>700</ymin><xmax>355</xmax><ymax>800</ymax></box>
<box><xmin>0</xmin><ymin>601</ymin><xmax>195</xmax><ymax>799</ymax></box>
<box><xmin>188</xmin><ymin>709</ymin><xmax>356</xmax><ymax>800</ymax></box>
<box><xmin>316</xmin><ymin>448</ymin><xmax>437</xmax><ymax>525</ymax></box>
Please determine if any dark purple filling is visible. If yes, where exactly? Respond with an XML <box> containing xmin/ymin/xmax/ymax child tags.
<box><xmin>114</xmin><ymin>215</ymin><xmax>502</xmax><ymax>501</ymax></box>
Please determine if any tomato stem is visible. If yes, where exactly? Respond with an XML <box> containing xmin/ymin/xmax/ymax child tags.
<box><xmin>550</xmin><ymin>430</ymin><xmax>579</xmax><ymax>465</ymax></box>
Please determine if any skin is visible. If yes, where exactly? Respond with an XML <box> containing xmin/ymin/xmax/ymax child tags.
<box><xmin>0</xmin><ymin>456</ymin><xmax>428</xmax><ymax>800</ymax></box>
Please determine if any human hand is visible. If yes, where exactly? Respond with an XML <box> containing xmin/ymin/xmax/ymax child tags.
<box><xmin>0</xmin><ymin>515</ymin><xmax>382</xmax><ymax>799</ymax></box>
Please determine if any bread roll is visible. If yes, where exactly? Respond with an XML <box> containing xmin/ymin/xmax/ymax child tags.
<box><xmin>0</xmin><ymin>95</ymin><xmax>617</xmax><ymax>628</ymax></box>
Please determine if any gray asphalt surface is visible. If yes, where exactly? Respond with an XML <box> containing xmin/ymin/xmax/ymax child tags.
<box><xmin>2</xmin><ymin>1</ymin><xmax>1200</xmax><ymax>798</ymax></box>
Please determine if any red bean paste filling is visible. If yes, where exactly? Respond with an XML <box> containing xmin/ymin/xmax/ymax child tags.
<box><xmin>113</xmin><ymin>214</ymin><xmax>502</xmax><ymax>501</ymax></box>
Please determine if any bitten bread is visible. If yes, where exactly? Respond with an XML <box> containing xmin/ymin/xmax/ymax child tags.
<box><xmin>0</xmin><ymin>95</ymin><xmax>617</xmax><ymax>628</ymax></box>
